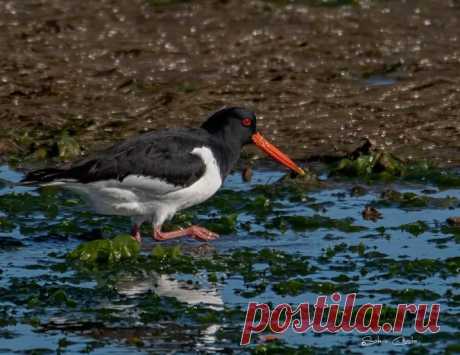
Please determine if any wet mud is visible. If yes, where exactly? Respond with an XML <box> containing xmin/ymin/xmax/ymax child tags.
<box><xmin>0</xmin><ymin>0</ymin><xmax>459</xmax><ymax>166</ymax></box>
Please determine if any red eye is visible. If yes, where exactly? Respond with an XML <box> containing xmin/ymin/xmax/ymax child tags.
<box><xmin>242</xmin><ymin>117</ymin><xmax>252</xmax><ymax>127</ymax></box>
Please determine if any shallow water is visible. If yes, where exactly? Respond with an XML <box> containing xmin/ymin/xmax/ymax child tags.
<box><xmin>0</xmin><ymin>165</ymin><xmax>459</xmax><ymax>354</ymax></box>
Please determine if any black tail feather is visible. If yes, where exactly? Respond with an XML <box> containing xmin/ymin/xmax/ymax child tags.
<box><xmin>21</xmin><ymin>168</ymin><xmax>67</xmax><ymax>185</ymax></box>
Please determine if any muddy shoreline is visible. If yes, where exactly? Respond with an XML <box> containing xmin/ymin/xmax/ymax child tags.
<box><xmin>0</xmin><ymin>0</ymin><xmax>459</xmax><ymax>167</ymax></box>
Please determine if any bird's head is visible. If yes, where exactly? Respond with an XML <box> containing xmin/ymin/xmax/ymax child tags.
<box><xmin>202</xmin><ymin>107</ymin><xmax>305</xmax><ymax>175</ymax></box>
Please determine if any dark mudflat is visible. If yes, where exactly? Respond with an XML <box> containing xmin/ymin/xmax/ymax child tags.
<box><xmin>0</xmin><ymin>0</ymin><xmax>459</xmax><ymax>166</ymax></box>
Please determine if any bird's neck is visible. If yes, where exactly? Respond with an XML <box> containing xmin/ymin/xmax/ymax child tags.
<box><xmin>210</xmin><ymin>129</ymin><xmax>243</xmax><ymax>178</ymax></box>
<box><xmin>216</xmin><ymin>126</ymin><xmax>243</xmax><ymax>146</ymax></box>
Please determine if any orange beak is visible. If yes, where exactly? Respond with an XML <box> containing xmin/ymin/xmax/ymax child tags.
<box><xmin>252</xmin><ymin>132</ymin><xmax>305</xmax><ymax>175</ymax></box>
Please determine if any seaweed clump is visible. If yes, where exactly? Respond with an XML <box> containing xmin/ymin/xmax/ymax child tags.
<box><xmin>67</xmin><ymin>235</ymin><xmax>140</xmax><ymax>265</ymax></box>
<box><xmin>331</xmin><ymin>139</ymin><xmax>460</xmax><ymax>187</ymax></box>
<box><xmin>332</xmin><ymin>139</ymin><xmax>403</xmax><ymax>180</ymax></box>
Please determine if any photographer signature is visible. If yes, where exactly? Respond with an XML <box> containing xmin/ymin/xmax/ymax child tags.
<box><xmin>361</xmin><ymin>335</ymin><xmax>418</xmax><ymax>347</ymax></box>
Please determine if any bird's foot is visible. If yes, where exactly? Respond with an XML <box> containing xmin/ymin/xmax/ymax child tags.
<box><xmin>153</xmin><ymin>225</ymin><xmax>219</xmax><ymax>242</ymax></box>
<box><xmin>131</xmin><ymin>225</ymin><xmax>142</xmax><ymax>243</ymax></box>
<box><xmin>187</xmin><ymin>225</ymin><xmax>219</xmax><ymax>241</ymax></box>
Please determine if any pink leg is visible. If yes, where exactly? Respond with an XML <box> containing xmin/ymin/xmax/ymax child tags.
<box><xmin>153</xmin><ymin>225</ymin><xmax>219</xmax><ymax>242</ymax></box>
<box><xmin>131</xmin><ymin>224</ymin><xmax>142</xmax><ymax>243</ymax></box>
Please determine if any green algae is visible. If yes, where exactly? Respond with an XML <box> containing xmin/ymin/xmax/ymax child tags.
<box><xmin>148</xmin><ymin>247</ymin><xmax>199</xmax><ymax>274</ymax></box>
<box><xmin>207</xmin><ymin>272</ymin><xmax>218</xmax><ymax>283</ymax></box>
<box><xmin>203</xmin><ymin>213</ymin><xmax>238</xmax><ymax>234</ymax></box>
<box><xmin>331</xmin><ymin>274</ymin><xmax>352</xmax><ymax>282</ymax></box>
<box><xmin>320</xmin><ymin>242</ymin><xmax>366</xmax><ymax>261</ymax></box>
<box><xmin>400</xmin><ymin>221</ymin><xmax>430</xmax><ymax>236</ymax></box>
<box><xmin>0</xmin><ymin>188</ymin><xmax>132</xmax><ymax>238</ymax></box>
<box><xmin>0</xmin><ymin>236</ymin><xmax>23</xmax><ymax>250</ymax></box>
<box><xmin>138</xmin><ymin>293</ymin><xmax>184</xmax><ymax>323</ymax></box>
<box><xmin>275</xmin><ymin>169</ymin><xmax>320</xmax><ymax>189</ymax></box>
<box><xmin>305</xmin><ymin>280</ymin><xmax>359</xmax><ymax>294</ymax></box>
<box><xmin>332</xmin><ymin>149</ymin><xmax>460</xmax><ymax>188</ymax></box>
<box><xmin>446</xmin><ymin>344</ymin><xmax>460</xmax><ymax>355</ymax></box>
<box><xmin>15</xmin><ymin>127</ymin><xmax>83</xmax><ymax>162</ymax></box>
<box><xmin>251</xmin><ymin>342</ymin><xmax>316</xmax><ymax>355</ymax></box>
<box><xmin>151</xmin><ymin>244</ymin><xmax>182</xmax><ymax>260</ymax></box>
<box><xmin>273</xmin><ymin>277</ymin><xmax>359</xmax><ymax>296</ymax></box>
<box><xmin>162</xmin><ymin>211</ymin><xmax>194</xmax><ymax>231</ymax></box>
<box><xmin>333</xmin><ymin>151</ymin><xmax>404</xmax><ymax>179</ymax></box>
<box><xmin>272</xmin><ymin>278</ymin><xmax>306</xmax><ymax>296</ymax></box>
<box><xmin>56</xmin><ymin>132</ymin><xmax>81</xmax><ymax>160</ymax></box>
<box><xmin>0</xmin><ymin>278</ymin><xmax>108</xmax><ymax>314</ymax></box>
<box><xmin>49</xmin><ymin>289</ymin><xmax>77</xmax><ymax>308</ymax></box>
<box><xmin>384</xmin><ymin>288</ymin><xmax>442</xmax><ymax>303</ymax></box>
<box><xmin>0</xmin><ymin>191</ymin><xmax>60</xmax><ymax>217</ymax></box>
<box><xmin>440</xmin><ymin>224</ymin><xmax>460</xmax><ymax>244</ymax></box>
<box><xmin>380</xmin><ymin>190</ymin><xmax>430</xmax><ymax>208</ymax></box>
<box><xmin>403</xmin><ymin>161</ymin><xmax>460</xmax><ymax>188</ymax></box>
<box><xmin>365</xmin><ymin>257</ymin><xmax>460</xmax><ymax>280</ymax></box>
<box><xmin>349</xmin><ymin>242</ymin><xmax>366</xmax><ymax>256</ymax></box>
<box><xmin>204</xmin><ymin>189</ymin><xmax>248</xmax><ymax>214</ymax></box>
<box><xmin>0</xmin><ymin>218</ymin><xmax>15</xmax><ymax>232</ymax></box>
<box><xmin>245</xmin><ymin>195</ymin><xmax>277</xmax><ymax>219</ymax></box>
<box><xmin>250</xmin><ymin>175</ymin><xmax>318</xmax><ymax>205</ymax></box>
<box><xmin>68</xmin><ymin>235</ymin><xmax>140</xmax><ymax>265</ymax></box>
<box><xmin>138</xmin><ymin>292</ymin><xmax>243</xmax><ymax>326</ymax></box>
<box><xmin>69</xmin><ymin>244</ymin><xmax>311</xmax><ymax>292</ymax></box>
<box><xmin>238</xmin><ymin>282</ymin><xmax>268</xmax><ymax>298</ymax></box>
<box><xmin>268</xmin><ymin>215</ymin><xmax>366</xmax><ymax>233</ymax></box>
<box><xmin>320</xmin><ymin>243</ymin><xmax>348</xmax><ymax>261</ymax></box>
<box><xmin>350</xmin><ymin>185</ymin><xmax>368</xmax><ymax>197</ymax></box>
<box><xmin>262</xmin><ymin>251</ymin><xmax>315</xmax><ymax>278</ymax></box>
<box><xmin>378</xmin><ymin>190</ymin><xmax>458</xmax><ymax>210</ymax></box>
<box><xmin>0</xmin><ymin>307</ymin><xmax>17</xmax><ymax>328</ymax></box>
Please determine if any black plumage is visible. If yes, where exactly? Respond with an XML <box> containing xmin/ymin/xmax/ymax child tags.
<box><xmin>22</xmin><ymin>107</ymin><xmax>256</xmax><ymax>188</ymax></box>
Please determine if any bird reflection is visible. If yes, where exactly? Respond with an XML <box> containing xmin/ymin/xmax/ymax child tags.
<box><xmin>116</xmin><ymin>272</ymin><xmax>223</xmax><ymax>308</ymax></box>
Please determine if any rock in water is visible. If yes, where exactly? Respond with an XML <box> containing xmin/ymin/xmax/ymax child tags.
<box><xmin>362</xmin><ymin>205</ymin><xmax>382</xmax><ymax>222</ymax></box>
<box><xmin>447</xmin><ymin>217</ymin><xmax>460</xmax><ymax>226</ymax></box>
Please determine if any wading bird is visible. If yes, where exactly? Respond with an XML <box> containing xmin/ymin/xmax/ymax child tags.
<box><xmin>22</xmin><ymin>107</ymin><xmax>304</xmax><ymax>242</ymax></box>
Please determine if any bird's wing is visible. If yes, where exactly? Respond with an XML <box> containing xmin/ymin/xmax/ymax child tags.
<box><xmin>23</xmin><ymin>129</ymin><xmax>210</xmax><ymax>191</ymax></box>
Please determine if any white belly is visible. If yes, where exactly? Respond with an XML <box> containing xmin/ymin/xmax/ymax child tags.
<box><xmin>55</xmin><ymin>146</ymin><xmax>223</xmax><ymax>226</ymax></box>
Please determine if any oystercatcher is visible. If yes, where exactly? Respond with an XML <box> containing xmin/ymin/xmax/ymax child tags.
<box><xmin>22</xmin><ymin>107</ymin><xmax>304</xmax><ymax>242</ymax></box>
